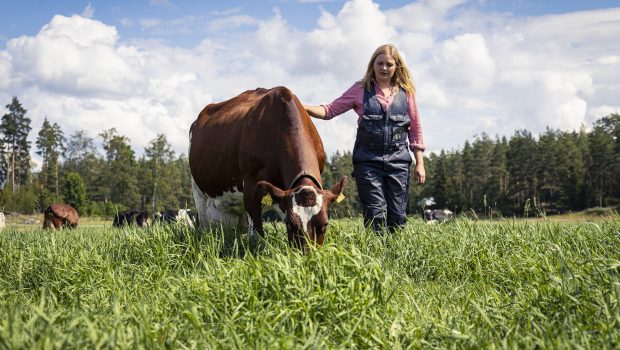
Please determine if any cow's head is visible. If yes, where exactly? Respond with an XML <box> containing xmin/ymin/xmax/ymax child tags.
<box><xmin>256</xmin><ymin>176</ymin><xmax>348</xmax><ymax>249</ymax></box>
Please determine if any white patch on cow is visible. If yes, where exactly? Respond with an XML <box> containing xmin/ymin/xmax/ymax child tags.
<box><xmin>176</xmin><ymin>209</ymin><xmax>195</xmax><ymax>229</ymax></box>
<box><xmin>291</xmin><ymin>186</ymin><xmax>323</xmax><ymax>234</ymax></box>
<box><xmin>191</xmin><ymin>176</ymin><xmax>244</xmax><ymax>229</ymax></box>
<box><xmin>246</xmin><ymin>212</ymin><xmax>255</xmax><ymax>236</ymax></box>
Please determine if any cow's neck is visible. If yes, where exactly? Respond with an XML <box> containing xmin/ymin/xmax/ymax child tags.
<box><xmin>287</xmin><ymin>170</ymin><xmax>322</xmax><ymax>190</ymax></box>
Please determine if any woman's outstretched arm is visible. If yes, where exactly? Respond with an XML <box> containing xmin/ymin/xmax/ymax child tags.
<box><xmin>304</xmin><ymin>105</ymin><xmax>326</xmax><ymax>119</ymax></box>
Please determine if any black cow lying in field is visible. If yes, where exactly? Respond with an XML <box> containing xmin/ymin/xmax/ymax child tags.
<box><xmin>113</xmin><ymin>209</ymin><xmax>149</xmax><ymax>227</ymax></box>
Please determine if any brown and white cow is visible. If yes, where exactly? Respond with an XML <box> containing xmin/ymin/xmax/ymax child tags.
<box><xmin>189</xmin><ymin>86</ymin><xmax>347</xmax><ymax>248</ymax></box>
<box><xmin>43</xmin><ymin>203</ymin><xmax>79</xmax><ymax>230</ymax></box>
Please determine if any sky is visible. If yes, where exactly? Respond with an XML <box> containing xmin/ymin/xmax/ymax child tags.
<box><xmin>1</xmin><ymin>0</ymin><xmax>619</xmax><ymax>166</ymax></box>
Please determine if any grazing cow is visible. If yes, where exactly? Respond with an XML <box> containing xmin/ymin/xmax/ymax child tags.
<box><xmin>156</xmin><ymin>209</ymin><xmax>196</xmax><ymax>228</ymax></box>
<box><xmin>189</xmin><ymin>86</ymin><xmax>347</xmax><ymax>248</ymax></box>
<box><xmin>43</xmin><ymin>204</ymin><xmax>79</xmax><ymax>229</ymax></box>
<box><xmin>113</xmin><ymin>209</ymin><xmax>148</xmax><ymax>227</ymax></box>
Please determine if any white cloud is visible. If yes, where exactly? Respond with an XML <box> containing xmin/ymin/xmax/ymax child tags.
<box><xmin>209</xmin><ymin>7</ymin><xmax>243</xmax><ymax>16</ymax></box>
<box><xmin>81</xmin><ymin>3</ymin><xmax>95</xmax><ymax>18</ymax></box>
<box><xmin>434</xmin><ymin>33</ymin><xmax>496</xmax><ymax>89</ymax></box>
<box><xmin>0</xmin><ymin>52</ymin><xmax>11</xmax><ymax>89</ymax></box>
<box><xmin>385</xmin><ymin>0</ymin><xmax>467</xmax><ymax>33</ymax></box>
<box><xmin>208</xmin><ymin>15</ymin><xmax>259</xmax><ymax>31</ymax></box>
<box><xmin>587</xmin><ymin>105</ymin><xmax>620</xmax><ymax>125</ymax></box>
<box><xmin>139</xmin><ymin>18</ymin><xmax>161</xmax><ymax>29</ymax></box>
<box><xmin>6</xmin><ymin>15</ymin><xmax>138</xmax><ymax>97</ymax></box>
<box><xmin>118</xmin><ymin>18</ymin><xmax>134</xmax><ymax>27</ymax></box>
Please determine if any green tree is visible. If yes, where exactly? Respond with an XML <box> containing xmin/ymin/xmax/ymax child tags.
<box><xmin>1</xmin><ymin>97</ymin><xmax>32</xmax><ymax>192</ymax></box>
<box><xmin>143</xmin><ymin>134</ymin><xmax>177</xmax><ymax>212</ymax></box>
<box><xmin>470</xmin><ymin>133</ymin><xmax>495</xmax><ymax>215</ymax></box>
<box><xmin>536</xmin><ymin>128</ymin><xmax>561</xmax><ymax>212</ymax></box>
<box><xmin>174</xmin><ymin>154</ymin><xmax>194</xmax><ymax>209</ymax></box>
<box><xmin>588</xmin><ymin>117</ymin><xmax>617</xmax><ymax>207</ymax></box>
<box><xmin>35</xmin><ymin>117</ymin><xmax>65</xmax><ymax>198</ymax></box>
<box><xmin>99</xmin><ymin>128</ymin><xmax>140</xmax><ymax>207</ymax></box>
<box><xmin>62</xmin><ymin>172</ymin><xmax>87</xmax><ymax>214</ymax></box>
<box><xmin>489</xmin><ymin>136</ymin><xmax>509</xmax><ymax>215</ymax></box>
<box><xmin>63</xmin><ymin>130</ymin><xmax>106</xmax><ymax>204</ymax></box>
<box><xmin>507</xmin><ymin>130</ymin><xmax>538</xmax><ymax>214</ymax></box>
<box><xmin>460</xmin><ymin>141</ymin><xmax>474</xmax><ymax>210</ymax></box>
<box><xmin>427</xmin><ymin>151</ymin><xmax>448</xmax><ymax>209</ymax></box>
<box><xmin>557</xmin><ymin>131</ymin><xmax>586</xmax><ymax>210</ymax></box>
<box><xmin>323</xmin><ymin>151</ymin><xmax>359</xmax><ymax>218</ymax></box>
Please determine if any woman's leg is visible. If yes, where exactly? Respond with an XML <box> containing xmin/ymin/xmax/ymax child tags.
<box><xmin>354</xmin><ymin>161</ymin><xmax>387</xmax><ymax>232</ymax></box>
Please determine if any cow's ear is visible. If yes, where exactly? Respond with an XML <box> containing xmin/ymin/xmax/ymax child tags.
<box><xmin>256</xmin><ymin>181</ymin><xmax>286</xmax><ymax>204</ymax></box>
<box><xmin>326</xmin><ymin>176</ymin><xmax>348</xmax><ymax>201</ymax></box>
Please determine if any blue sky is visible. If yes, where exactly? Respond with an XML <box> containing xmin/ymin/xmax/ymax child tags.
<box><xmin>2</xmin><ymin>1</ymin><xmax>618</xmax><ymax>46</ymax></box>
<box><xmin>1</xmin><ymin>0</ymin><xmax>619</xmax><ymax>162</ymax></box>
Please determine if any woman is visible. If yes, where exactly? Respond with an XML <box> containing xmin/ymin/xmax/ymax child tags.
<box><xmin>304</xmin><ymin>44</ymin><xmax>426</xmax><ymax>233</ymax></box>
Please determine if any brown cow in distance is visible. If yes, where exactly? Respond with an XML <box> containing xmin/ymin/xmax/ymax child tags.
<box><xmin>43</xmin><ymin>204</ymin><xmax>79</xmax><ymax>229</ymax></box>
<box><xmin>189</xmin><ymin>86</ymin><xmax>347</xmax><ymax>249</ymax></box>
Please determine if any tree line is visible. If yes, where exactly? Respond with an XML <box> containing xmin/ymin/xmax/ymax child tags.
<box><xmin>322</xmin><ymin>113</ymin><xmax>619</xmax><ymax>218</ymax></box>
<box><xmin>0</xmin><ymin>97</ymin><xmax>192</xmax><ymax>216</ymax></box>
<box><xmin>1</xmin><ymin>96</ymin><xmax>618</xmax><ymax>218</ymax></box>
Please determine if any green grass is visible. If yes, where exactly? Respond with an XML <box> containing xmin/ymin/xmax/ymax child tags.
<box><xmin>0</xmin><ymin>216</ymin><xmax>619</xmax><ymax>349</ymax></box>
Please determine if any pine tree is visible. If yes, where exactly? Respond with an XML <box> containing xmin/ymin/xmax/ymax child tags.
<box><xmin>0</xmin><ymin>97</ymin><xmax>32</xmax><ymax>192</ymax></box>
<box><xmin>489</xmin><ymin>136</ymin><xmax>509</xmax><ymax>215</ymax></box>
<box><xmin>428</xmin><ymin>151</ymin><xmax>448</xmax><ymax>209</ymax></box>
<box><xmin>461</xmin><ymin>141</ymin><xmax>474</xmax><ymax>210</ymax></box>
<box><xmin>470</xmin><ymin>133</ymin><xmax>495</xmax><ymax>215</ymax></box>
<box><xmin>537</xmin><ymin>128</ymin><xmax>561</xmax><ymax>212</ymax></box>
<box><xmin>588</xmin><ymin>118</ymin><xmax>616</xmax><ymax>207</ymax></box>
<box><xmin>507</xmin><ymin>130</ymin><xmax>538</xmax><ymax>214</ymax></box>
<box><xmin>35</xmin><ymin>117</ymin><xmax>65</xmax><ymax>198</ymax></box>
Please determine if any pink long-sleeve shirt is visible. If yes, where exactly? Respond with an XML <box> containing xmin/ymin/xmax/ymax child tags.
<box><xmin>322</xmin><ymin>81</ymin><xmax>425</xmax><ymax>152</ymax></box>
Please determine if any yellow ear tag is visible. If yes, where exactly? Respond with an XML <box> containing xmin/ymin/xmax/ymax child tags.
<box><xmin>336</xmin><ymin>193</ymin><xmax>345</xmax><ymax>203</ymax></box>
<box><xmin>261</xmin><ymin>194</ymin><xmax>273</xmax><ymax>206</ymax></box>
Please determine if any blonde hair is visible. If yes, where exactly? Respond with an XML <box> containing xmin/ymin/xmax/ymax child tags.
<box><xmin>361</xmin><ymin>44</ymin><xmax>416</xmax><ymax>95</ymax></box>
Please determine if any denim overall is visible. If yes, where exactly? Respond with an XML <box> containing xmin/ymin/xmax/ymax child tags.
<box><xmin>352</xmin><ymin>87</ymin><xmax>412</xmax><ymax>232</ymax></box>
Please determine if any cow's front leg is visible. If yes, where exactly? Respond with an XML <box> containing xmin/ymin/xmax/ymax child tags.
<box><xmin>243</xmin><ymin>183</ymin><xmax>264</xmax><ymax>238</ymax></box>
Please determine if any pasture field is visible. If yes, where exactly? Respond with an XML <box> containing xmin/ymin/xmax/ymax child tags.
<box><xmin>0</xmin><ymin>215</ymin><xmax>619</xmax><ymax>349</ymax></box>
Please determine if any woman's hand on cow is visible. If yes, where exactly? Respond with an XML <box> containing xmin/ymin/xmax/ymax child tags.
<box><xmin>304</xmin><ymin>105</ymin><xmax>326</xmax><ymax>119</ymax></box>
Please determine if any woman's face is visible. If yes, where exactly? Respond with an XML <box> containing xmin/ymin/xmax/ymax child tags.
<box><xmin>373</xmin><ymin>53</ymin><xmax>396</xmax><ymax>85</ymax></box>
